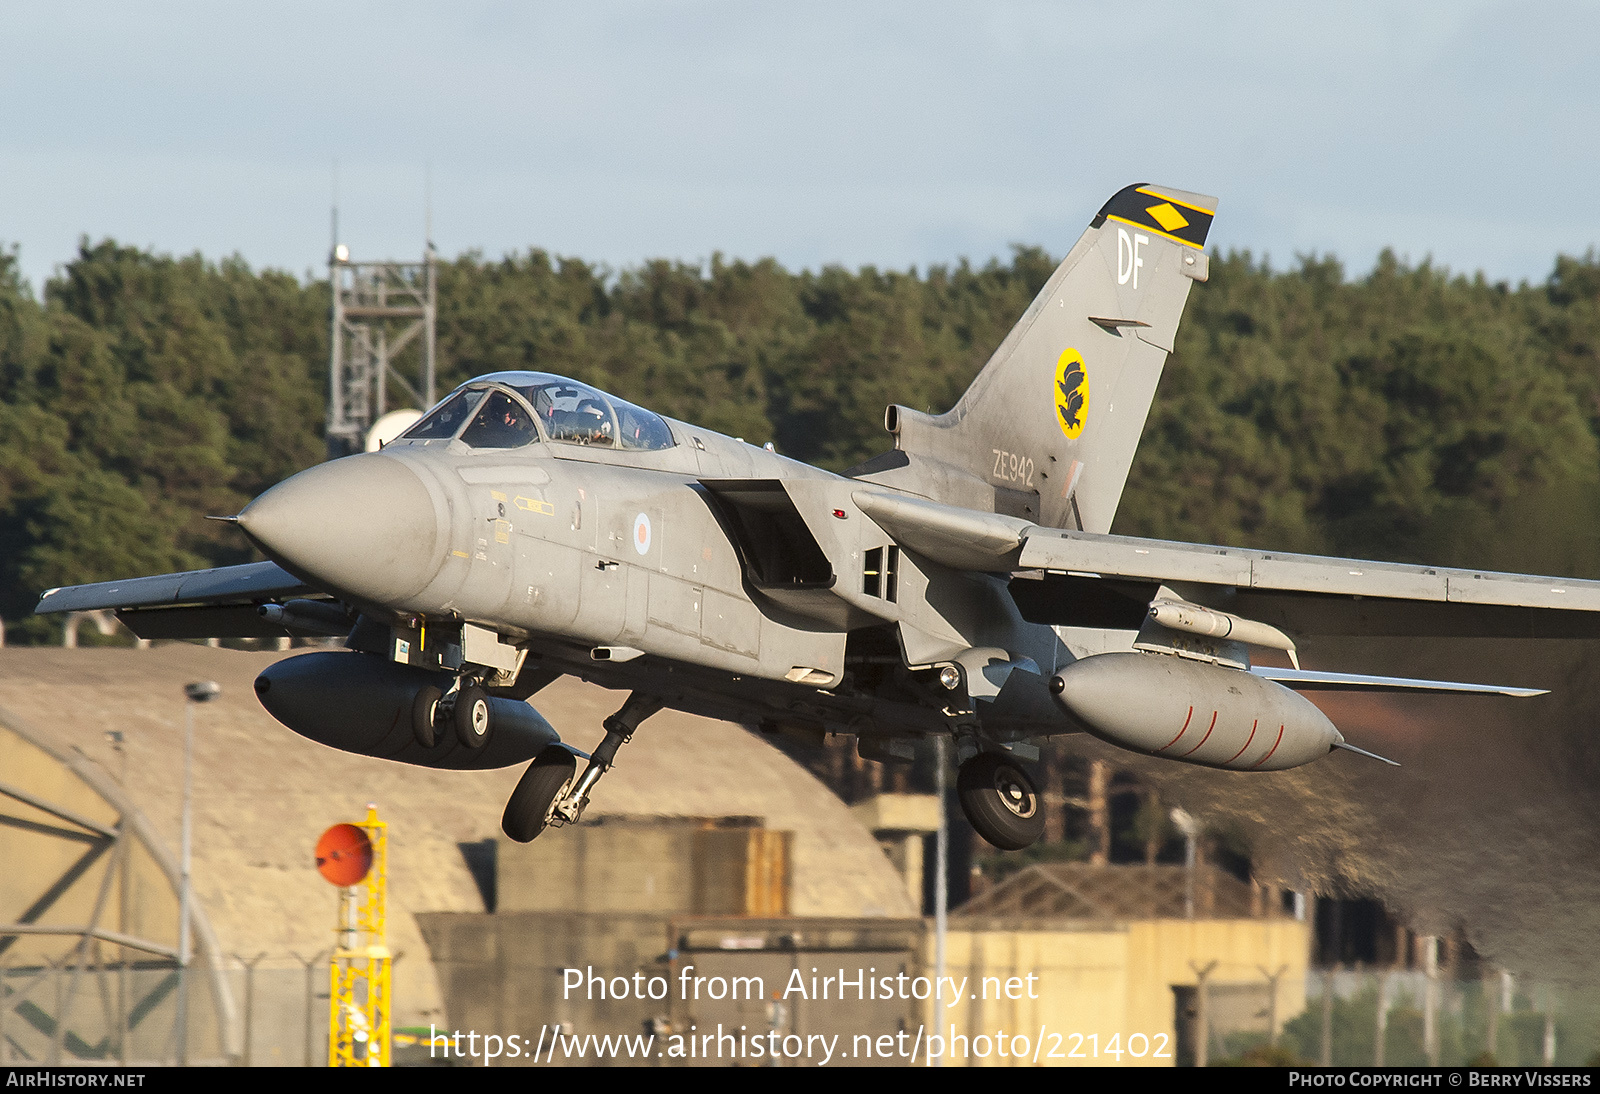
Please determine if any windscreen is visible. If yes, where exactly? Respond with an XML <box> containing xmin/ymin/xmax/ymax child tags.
<box><xmin>399</xmin><ymin>390</ymin><xmax>486</xmax><ymax>440</ymax></box>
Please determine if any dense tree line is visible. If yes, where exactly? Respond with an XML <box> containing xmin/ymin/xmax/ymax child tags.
<box><xmin>2</xmin><ymin>238</ymin><xmax>1597</xmax><ymax>639</ymax></box>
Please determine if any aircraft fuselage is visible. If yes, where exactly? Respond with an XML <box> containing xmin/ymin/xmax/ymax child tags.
<box><xmin>235</xmin><ymin>403</ymin><xmax>1064</xmax><ymax>743</ymax></box>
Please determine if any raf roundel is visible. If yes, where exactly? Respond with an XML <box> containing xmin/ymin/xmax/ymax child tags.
<box><xmin>633</xmin><ymin>512</ymin><xmax>652</xmax><ymax>555</ymax></box>
<box><xmin>1055</xmin><ymin>347</ymin><xmax>1089</xmax><ymax>439</ymax></box>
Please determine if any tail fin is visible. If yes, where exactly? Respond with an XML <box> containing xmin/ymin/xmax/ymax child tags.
<box><xmin>883</xmin><ymin>184</ymin><xmax>1215</xmax><ymax>533</ymax></box>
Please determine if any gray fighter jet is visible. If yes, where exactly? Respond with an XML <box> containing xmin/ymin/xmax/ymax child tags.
<box><xmin>37</xmin><ymin>184</ymin><xmax>1600</xmax><ymax>850</ymax></box>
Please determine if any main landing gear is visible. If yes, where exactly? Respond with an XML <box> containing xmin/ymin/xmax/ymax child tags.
<box><xmin>501</xmin><ymin>746</ymin><xmax>578</xmax><ymax>843</ymax></box>
<box><xmin>500</xmin><ymin>691</ymin><xmax>663</xmax><ymax>843</ymax></box>
<box><xmin>957</xmin><ymin>751</ymin><xmax>1046</xmax><ymax>851</ymax></box>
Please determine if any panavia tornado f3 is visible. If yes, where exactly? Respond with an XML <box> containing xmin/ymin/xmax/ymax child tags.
<box><xmin>38</xmin><ymin>184</ymin><xmax>1600</xmax><ymax>850</ymax></box>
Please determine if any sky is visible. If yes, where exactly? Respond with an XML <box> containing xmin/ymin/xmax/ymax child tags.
<box><xmin>3</xmin><ymin>1</ymin><xmax>1598</xmax><ymax>293</ymax></box>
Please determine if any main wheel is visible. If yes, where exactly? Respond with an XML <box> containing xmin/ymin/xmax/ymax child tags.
<box><xmin>413</xmin><ymin>685</ymin><xmax>443</xmax><ymax>748</ymax></box>
<box><xmin>454</xmin><ymin>685</ymin><xmax>491</xmax><ymax>748</ymax></box>
<box><xmin>502</xmin><ymin>746</ymin><xmax>578</xmax><ymax>842</ymax></box>
<box><xmin>957</xmin><ymin>752</ymin><xmax>1046</xmax><ymax>851</ymax></box>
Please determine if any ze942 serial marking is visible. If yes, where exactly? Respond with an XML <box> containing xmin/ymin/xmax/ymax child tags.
<box><xmin>992</xmin><ymin>448</ymin><xmax>1035</xmax><ymax>486</ymax></box>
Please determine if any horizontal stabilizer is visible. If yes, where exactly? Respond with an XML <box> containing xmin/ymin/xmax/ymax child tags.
<box><xmin>1252</xmin><ymin>666</ymin><xmax>1545</xmax><ymax>697</ymax></box>
<box><xmin>37</xmin><ymin>561</ymin><xmax>315</xmax><ymax>615</ymax></box>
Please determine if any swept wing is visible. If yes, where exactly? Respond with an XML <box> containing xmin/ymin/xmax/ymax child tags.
<box><xmin>35</xmin><ymin>561</ymin><xmax>333</xmax><ymax>640</ymax></box>
<box><xmin>853</xmin><ymin>488</ymin><xmax>1600</xmax><ymax>640</ymax></box>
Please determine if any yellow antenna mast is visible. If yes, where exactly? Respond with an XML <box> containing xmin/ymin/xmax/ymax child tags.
<box><xmin>315</xmin><ymin>804</ymin><xmax>391</xmax><ymax>1066</ymax></box>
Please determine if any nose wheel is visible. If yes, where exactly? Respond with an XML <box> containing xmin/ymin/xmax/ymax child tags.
<box><xmin>412</xmin><ymin>685</ymin><xmax>443</xmax><ymax>748</ymax></box>
<box><xmin>957</xmin><ymin>752</ymin><xmax>1046</xmax><ymax>851</ymax></box>
<box><xmin>454</xmin><ymin>684</ymin><xmax>491</xmax><ymax>748</ymax></box>
<box><xmin>414</xmin><ymin>681</ymin><xmax>494</xmax><ymax>749</ymax></box>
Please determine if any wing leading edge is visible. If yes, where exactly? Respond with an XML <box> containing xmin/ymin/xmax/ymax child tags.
<box><xmin>37</xmin><ymin>561</ymin><xmax>313</xmax><ymax>614</ymax></box>
<box><xmin>853</xmin><ymin>488</ymin><xmax>1600</xmax><ymax>638</ymax></box>
<box><xmin>36</xmin><ymin>561</ymin><xmax>327</xmax><ymax>640</ymax></box>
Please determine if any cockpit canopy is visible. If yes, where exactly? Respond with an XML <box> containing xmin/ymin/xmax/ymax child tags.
<box><xmin>399</xmin><ymin>371</ymin><xmax>676</xmax><ymax>452</ymax></box>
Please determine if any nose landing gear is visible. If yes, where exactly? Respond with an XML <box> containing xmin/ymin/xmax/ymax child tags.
<box><xmin>412</xmin><ymin>679</ymin><xmax>494</xmax><ymax>750</ymax></box>
<box><xmin>453</xmin><ymin>684</ymin><xmax>491</xmax><ymax>748</ymax></box>
<box><xmin>412</xmin><ymin>685</ymin><xmax>443</xmax><ymax>748</ymax></box>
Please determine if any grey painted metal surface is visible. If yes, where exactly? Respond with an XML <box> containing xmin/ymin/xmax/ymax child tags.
<box><xmin>1050</xmin><ymin>652</ymin><xmax>1343</xmax><ymax>772</ymax></box>
<box><xmin>33</xmin><ymin>184</ymin><xmax>1600</xmax><ymax>842</ymax></box>
<box><xmin>1250</xmin><ymin>667</ymin><xmax>1546</xmax><ymax>697</ymax></box>
<box><xmin>1021</xmin><ymin>527</ymin><xmax>1600</xmax><ymax>610</ymax></box>
<box><xmin>36</xmin><ymin>562</ymin><xmax>310</xmax><ymax>616</ymax></box>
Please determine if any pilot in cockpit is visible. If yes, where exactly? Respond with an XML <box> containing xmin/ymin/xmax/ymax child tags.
<box><xmin>458</xmin><ymin>390</ymin><xmax>535</xmax><ymax>449</ymax></box>
<box><xmin>575</xmin><ymin>399</ymin><xmax>614</xmax><ymax>444</ymax></box>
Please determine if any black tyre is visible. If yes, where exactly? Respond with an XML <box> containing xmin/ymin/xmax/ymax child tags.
<box><xmin>957</xmin><ymin>752</ymin><xmax>1045</xmax><ymax>851</ymax></box>
<box><xmin>413</xmin><ymin>685</ymin><xmax>442</xmax><ymax>748</ymax></box>
<box><xmin>454</xmin><ymin>685</ymin><xmax>491</xmax><ymax>748</ymax></box>
<box><xmin>502</xmin><ymin>746</ymin><xmax>578</xmax><ymax>843</ymax></box>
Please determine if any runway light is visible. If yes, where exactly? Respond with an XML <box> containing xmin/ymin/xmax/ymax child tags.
<box><xmin>184</xmin><ymin>680</ymin><xmax>220</xmax><ymax>703</ymax></box>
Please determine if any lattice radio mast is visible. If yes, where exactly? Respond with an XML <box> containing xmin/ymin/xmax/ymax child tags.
<box><xmin>325</xmin><ymin>208</ymin><xmax>437</xmax><ymax>458</ymax></box>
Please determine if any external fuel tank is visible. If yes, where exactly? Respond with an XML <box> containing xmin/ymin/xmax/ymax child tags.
<box><xmin>254</xmin><ymin>650</ymin><xmax>559</xmax><ymax>770</ymax></box>
<box><xmin>1049</xmin><ymin>652</ymin><xmax>1343</xmax><ymax>771</ymax></box>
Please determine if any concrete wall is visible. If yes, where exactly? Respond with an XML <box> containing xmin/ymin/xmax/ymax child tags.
<box><xmin>931</xmin><ymin>917</ymin><xmax>1310</xmax><ymax>1067</ymax></box>
<box><xmin>498</xmin><ymin>817</ymin><xmax>791</xmax><ymax>917</ymax></box>
<box><xmin>417</xmin><ymin>911</ymin><xmax>925</xmax><ymax>1067</ymax></box>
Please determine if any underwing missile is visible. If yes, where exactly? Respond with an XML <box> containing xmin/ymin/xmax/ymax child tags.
<box><xmin>1147</xmin><ymin>598</ymin><xmax>1300</xmax><ymax>666</ymax></box>
<box><xmin>258</xmin><ymin>598</ymin><xmax>353</xmax><ymax>636</ymax></box>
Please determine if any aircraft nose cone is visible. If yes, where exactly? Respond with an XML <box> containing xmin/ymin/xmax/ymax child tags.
<box><xmin>238</xmin><ymin>454</ymin><xmax>441</xmax><ymax>602</ymax></box>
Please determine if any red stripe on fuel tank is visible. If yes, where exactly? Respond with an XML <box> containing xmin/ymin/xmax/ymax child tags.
<box><xmin>1158</xmin><ymin>706</ymin><xmax>1195</xmax><ymax>752</ymax></box>
<box><xmin>1180</xmin><ymin>710</ymin><xmax>1219</xmax><ymax>757</ymax></box>
<box><xmin>1251</xmin><ymin>724</ymin><xmax>1286</xmax><ymax>769</ymax></box>
<box><xmin>1225</xmin><ymin>719</ymin><xmax>1259</xmax><ymax>765</ymax></box>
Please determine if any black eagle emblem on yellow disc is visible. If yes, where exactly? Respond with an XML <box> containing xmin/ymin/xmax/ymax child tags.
<box><xmin>1055</xmin><ymin>348</ymin><xmax>1088</xmax><ymax>439</ymax></box>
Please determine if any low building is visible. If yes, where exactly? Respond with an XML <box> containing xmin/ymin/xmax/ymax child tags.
<box><xmin>0</xmin><ymin>644</ymin><xmax>913</xmax><ymax>1065</ymax></box>
<box><xmin>940</xmin><ymin>862</ymin><xmax>1311</xmax><ymax>1067</ymax></box>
